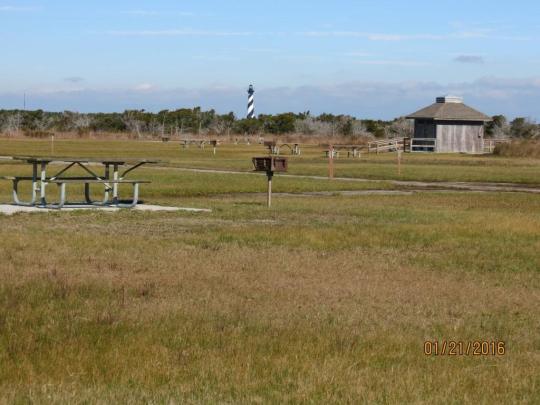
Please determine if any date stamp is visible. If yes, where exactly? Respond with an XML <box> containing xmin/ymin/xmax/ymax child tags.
<box><xmin>424</xmin><ymin>340</ymin><xmax>506</xmax><ymax>356</ymax></box>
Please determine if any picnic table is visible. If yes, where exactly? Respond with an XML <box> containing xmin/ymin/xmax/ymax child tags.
<box><xmin>181</xmin><ymin>139</ymin><xmax>218</xmax><ymax>149</ymax></box>
<box><xmin>322</xmin><ymin>144</ymin><xmax>365</xmax><ymax>159</ymax></box>
<box><xmin>1</xmin><ymin>156</ymin><xmax>160</xmax><ymax>209</ymax></box>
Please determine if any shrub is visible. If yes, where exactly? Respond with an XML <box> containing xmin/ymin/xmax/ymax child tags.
<box><xmin>23</xmin><ymin>129</ymin><xmax>53</xmax><ymax>138</ymax></box>
<box><xmin>494</xmin><ymin>140</ymin><xmax>540</xmax><ymax>158</ymax></box>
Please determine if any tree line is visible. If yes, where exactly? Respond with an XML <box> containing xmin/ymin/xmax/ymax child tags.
<box><xmin>0</xmin><ymin>108</ymin><xmax>538</xmax><ymax>139</ymax></box>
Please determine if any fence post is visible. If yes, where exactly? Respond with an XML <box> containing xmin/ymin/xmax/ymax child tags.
<box><xmin>328</xmin><ymin>144</ymin><xmax>334</xmax><ymax>179</ymax></box>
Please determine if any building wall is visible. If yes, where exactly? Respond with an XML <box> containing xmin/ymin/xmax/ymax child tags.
<box><xmin>435</xmin><ymin>121</ymin><xmax>484</xmax><ymax>154</ymax></box>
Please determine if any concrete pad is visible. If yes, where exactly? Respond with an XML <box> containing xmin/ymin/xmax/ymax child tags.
<box><xmin>0</xmin><ymin>204</ymin><xmax>211</xmax><ymax>216</ymax></box>
<box><xmin>134</xmin><ymin>205</ymin><xmax>211</xmax><ymax>213</ymax></box>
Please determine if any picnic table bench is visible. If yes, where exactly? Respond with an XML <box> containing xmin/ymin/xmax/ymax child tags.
<box><xmin>324</xmin><ymin>149</ymin><xmax>340</xmax><ymax>158</ymax></box>
<box><xmin>264</xmin><ymin>142</ymin><xmax>301</xmax><ymax>156</ymax></box>
<box><xmin>1</xmin><ymin>156</ymin><xmax>160</xmax><ymax>209</ymax></box>
<box><xmin>181</xmin><ymin>139</ymin><xmax>218</xmax><ymax>149</ymax></box>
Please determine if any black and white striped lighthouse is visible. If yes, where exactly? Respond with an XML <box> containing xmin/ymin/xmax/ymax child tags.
<box><xmin>247</xmin><ymin>84</ymin><xmax>255</xmax><ymax>119</ymax></box>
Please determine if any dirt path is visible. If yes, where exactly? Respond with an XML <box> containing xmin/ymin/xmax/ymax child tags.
<box><xmin>166</xmin><ymin>166</ymin><xmax>540</xmax><ymax>194</ymax></box>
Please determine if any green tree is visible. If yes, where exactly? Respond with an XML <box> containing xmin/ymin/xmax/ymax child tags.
<box><xmin>510</xmin><ymin>118</ymin><xmax>539</xmax><ymax>139</ymax></box>
<box><xmin>486</xmin><ymin>115</ymin><xmax>508</xmax><ymax>138</ymax></box>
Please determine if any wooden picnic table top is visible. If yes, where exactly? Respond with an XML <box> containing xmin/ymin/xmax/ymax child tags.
<box><xmin>11</xmin><ymin>156</ymin><xmax>163</xmax><ymax>165</ymax></box>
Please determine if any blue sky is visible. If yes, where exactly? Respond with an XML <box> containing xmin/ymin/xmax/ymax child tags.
<box><xmin>1</xmin><ymin>0</ymin><xmax>540</xmax><ymax>119</ymax></box>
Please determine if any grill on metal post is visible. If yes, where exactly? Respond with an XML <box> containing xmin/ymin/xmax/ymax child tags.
<box><xmin>252</xmin><ymin>156</ymin><xmax>288</xmax><ymax>207</ymax></box>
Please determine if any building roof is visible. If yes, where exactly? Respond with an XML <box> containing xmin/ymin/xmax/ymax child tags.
<box><xmin>406</xmin><ymin>96</ymin><xmax>492</xmax><ymax>122</ymax></box>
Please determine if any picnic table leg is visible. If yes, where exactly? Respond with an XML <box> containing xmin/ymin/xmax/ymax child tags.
<box><xmin>84</xmin><ymin>164</ymin><xmax>111</xmax><ymax>205</ymax></box>
<box><xmin>58</xmin><ymin>183</ymin><xmax>66</xmax><ymax>208</ymax></box>
<box><xmin>12</xmin><ymin>179</ymin><xmax>37</xmax><ymax>206</ymax></box>
<box><xmin>104</xmin><ymin>163</ymin><xmax>110</xmax><ymax>203</ymax></box>
<box><xmin>39</xmin><ymin>162</ymin><xmax>47</xmax><ymax>206</ymax></box>
<box><xmin>11</xmin><ymin>163</ymin><xmax>39</xmax><ymax>206</ymax></box>
<box><xmin>84</xmin><ymin>183</ymin><xmax>110</xmax><ymax>206</ymax></box>
<box><xmin>84</xmin><ymin>183</ymin><xmax>92</xmax><ymax>204</ymax></box>
<box><xmin>116</xmin><ymin>183</ymin><xmax>139</xmax><ymax>208</ymax></box>
<box><xmin>46</xmin><ymin>183</ymin><xmax>66</xmax><ymax>210</ymax></box>
<box><xmin>32</xmin><ymin>163</ymin><xmax>38</xmax><ymax>205</ymax></box>
<box><xmin>112</xmin><ymin>164</ymin><xmax>119</xmax><ymax>204</ymax></box>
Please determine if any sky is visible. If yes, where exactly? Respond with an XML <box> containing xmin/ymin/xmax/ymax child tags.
<box><xmin>1</xmin><ymin>0</ymin><xmax>540</xmax><ymax>119</ymax></box>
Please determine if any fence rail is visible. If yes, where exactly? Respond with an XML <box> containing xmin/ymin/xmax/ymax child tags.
<box><xmin>367</xmin><ymin>137</ymin><xmax>407</xmax><ymax>154</ymax></box>
<box><xmin>363</xmin><ymin>137</ymin><xmax>510</xmax><ymax>154</ymax></box>
<box><xmin>484</xmin><ymin>138</ymin><xmax>511</xmax><ymax>153</ymax></box>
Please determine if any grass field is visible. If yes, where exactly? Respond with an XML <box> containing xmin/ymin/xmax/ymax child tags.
<box><xmin>1</xmin><ymin>138</ymin><xmax>539</xmax><ymax>184</ymax></box>
<box><xmin>0</xmin><ymin>138</ymin><xmax>539</xmax><ymax>403</ymax></box>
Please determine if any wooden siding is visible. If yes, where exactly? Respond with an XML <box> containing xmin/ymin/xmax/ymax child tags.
<box><xmin>412</xmin><ymin>119</ymin><xmax>485</xmax><ymax>153</ymax></box>
<box><xmin>436</xmin><ymin>122</ymin><xmax>484</xmax><ymax>154</ymax></box>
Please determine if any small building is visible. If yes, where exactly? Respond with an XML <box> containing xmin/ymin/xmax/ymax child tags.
<box><xmin>406</xmin><ymin>96</ymin><xmax>492</xmax><ymax>154</ymax></box>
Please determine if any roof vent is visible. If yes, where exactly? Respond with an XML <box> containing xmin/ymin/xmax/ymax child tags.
<box><xmin>436</xmin><ymin>95</ymin><xmax>463</xmax><ymax>104</ymax></box>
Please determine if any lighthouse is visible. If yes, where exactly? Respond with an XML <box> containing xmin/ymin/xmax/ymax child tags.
<box><xmin>247</xmin><ymin>84</ymin><xmax>255</xmax><ymax>119</ymax></box>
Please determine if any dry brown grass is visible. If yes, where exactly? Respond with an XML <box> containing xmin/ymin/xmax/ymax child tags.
<box><xmin>1</xmin><ymin>130</ymin><xmax>136</xmax><ymax>141</ymax></box>
<box><xmin>494</xmin><ymin>139</ymin><xmax>540</xmax><ymax>158</ymax></box>
<box><xmin>1</xmin><ymin>191</ymin><xmax>539</xmax><ymax>403</ymax></box>
<box><xmin>0</xmin><ymin>131</ymin><xmax>375</xmax><ymax>145</ymax></box>
<box><xmin>0</xmin><ymin>139</ymin><xmax>539</xmax><ymax>402</ymax></box>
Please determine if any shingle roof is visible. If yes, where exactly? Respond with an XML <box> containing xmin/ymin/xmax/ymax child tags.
<box><xmin>407</xmin><ymin>99</ymin><xmax>492</xmax><ymax>122</ymax></box>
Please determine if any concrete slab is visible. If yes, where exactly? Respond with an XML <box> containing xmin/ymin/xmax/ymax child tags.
<box><xmin>0</xmin><ymin>204</ymin><xmax>211</xmax><ymax>216</ymax></box>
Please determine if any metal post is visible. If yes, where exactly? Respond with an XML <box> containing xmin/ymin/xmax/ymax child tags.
<box><xmin>58</xmin><ymin>183</ymin><xmax>66</xmax><ymax>209</ymax></box>
<box><xmin>267</xmin><ymin>171</ymin><xmax>273</xmax><ymax>207</ymax></box>
<box><xmin>112</xmin><ymin>164</ymin><xmax>119</xmax><ymax>204</ymax></box>
<box><xmin>104</xmin><ymin>163</ymin><xmax>111</xmax><ymax>203</ymax></box>
<box><xmin>40</xmin><ymin>162</ymin><xmax>47</xmax><ymax>205</ymax></box>
<box><xmin>32</xmin><ymin>162</ymin><xmax>38</xmax><ymax>205</ymax></box>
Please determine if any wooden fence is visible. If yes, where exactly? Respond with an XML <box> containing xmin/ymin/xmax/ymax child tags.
<box><xmin>483</xmin><ymin>138</ymin><xmax>511</xmax><ymax>153</ymax></box>
<box><xmin>367</xmin><ymin>137</ymin><xmax>408</xmax><ymax>154</ymax></box>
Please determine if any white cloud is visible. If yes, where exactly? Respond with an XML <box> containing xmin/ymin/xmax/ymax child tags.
<box><xmin>354</xmin><ymin>60</ymin><xmax>428</xmax><ymax>66</ymax></box>
<box><xmin>4</xmin><ymin>77</ymin><xmax>540</xmax><ymax>120</ymax></box>
<box><xmin>0</xmin><ymin>5</ymin><xmax>39</xmax><ymax>12</ymax></box>
<box><xmin>299</xmin><ymin>30</ymin><xmax>532</xmax><ymax>42</ymax></box>
<box><xmin>453</xmin><ymin>55</ymin><xmax>485</xmax><ymax>64</ymax></box>
<box><xmin>124</xmin><ymin>10</ymin><xmax>160</xmax><ymax>16</ymax></box>
<box><xmin>367</xmin><ymin>33</ymin><xmax>443</xmax><ymax>41</ymax></box>
<box><xmin>64</xmin><ymin>77</ymin><xmax>85</xmax><ymax>83</ymax></box>
<box><xmin>300</xmin><ymin>31</ymin><xmax>449</xmax><ymax>41</ymax></box>
<box><xmin>133</xmin><ymin>83</ymin><xmax>156</xmax><ymax>91</ymax></box>
<box><xmin>124</xmin><ymin>10</ymin><xmax>195</xmax><ymax>17</ymax></box>
<box><xmin>240</xmin><ymin>48</ymin><xmax>281</xmax><ymax>53</ymax></box>
<box><xmin>192</xmin><ymin>55</ymin><xmax>237</xmax><ymax>61</ymax></box>
<box><xmin>301</xmin><ymin>31</ymin><xmax>366</xmax><ymax>38</ymax></box>
<box><xmin>107</xmin><ymin>29</ymin><xmax>254</xmax><ymax>37</ymax></box>
<box><xmin>342</xmin><ymin>51</ymin><xmax>371</xmax><ymax>57</ymax></box>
